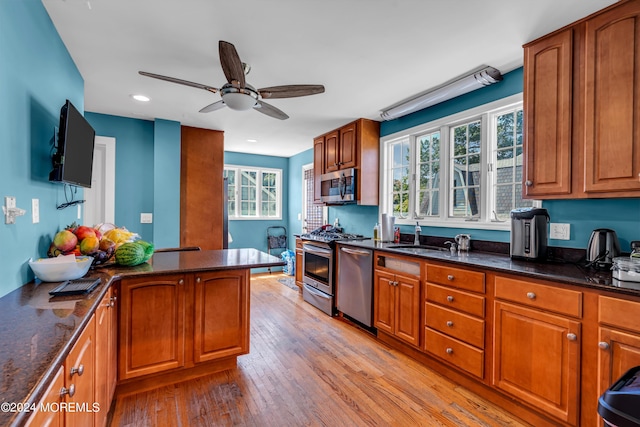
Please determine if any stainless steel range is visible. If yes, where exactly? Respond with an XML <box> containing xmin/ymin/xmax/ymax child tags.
<box><xmin>300</xmin><ymin>227</ymin><xmax>366</xmax><ymax>316</ymax></box>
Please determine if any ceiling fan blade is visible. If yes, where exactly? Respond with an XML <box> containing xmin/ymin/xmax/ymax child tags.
<box><xmin>139</xmin><ymin>71</ymin><xmax>218</xmax><ymax>93</ymax></box>
<box><xmin>254</xmin><ymin>100</ymin><xmax>289</xmax><ymax>120</ymax></box>
<box><xmin>258</xmin><ymin>84</ymin><xmax>325</xmax><ymax>99</ymax></box>
<box><xmin>199</xmin><ymin>100</ymin><xmax>226</xmax><ymax>113</ymax></box>
<box><xmin>218</xmin><ymin>41</ymin><xmax>246</xmax><ymax>87</ymax></box>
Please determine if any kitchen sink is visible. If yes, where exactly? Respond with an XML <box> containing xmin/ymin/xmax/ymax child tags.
<box><xmin>388</xmin><ymin>244</ymin><xmax>448</xmax><ymax>252</ymax></box>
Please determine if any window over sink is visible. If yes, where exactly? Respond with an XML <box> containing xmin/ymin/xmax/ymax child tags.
<box><xmin>224</xmin><ymin>165</ymin><xmax>282</xmax><ymax>220</ymax></box>
<box><xmin>381</xmin><ymin>94</ymin><xmax>539</xmax><ymax>230</ymax></box>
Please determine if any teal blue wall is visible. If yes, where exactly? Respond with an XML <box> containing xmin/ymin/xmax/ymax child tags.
<box><xmin>287</xmin><ymin>149</ymin><xmax>313</xmax><ymax>246</ymax></box>
<box><xmin>0</xmin><ymin>0</ymin><xmax>85</xmax><ymax>297</ymax></box>
<box><xmin>224</xmin><ymin>152</ymin><xmax>289</xmax><ymax>257</ymax></box>
<box><xmin>153</xmin><ymin>119</ymin><xmax>181</xmax><ymax>248</ymax></box>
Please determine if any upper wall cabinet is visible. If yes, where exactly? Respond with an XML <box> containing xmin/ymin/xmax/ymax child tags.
<box><xmin>314</xmin><ymin>118</ymin><xmax>380</xmax><ymax>205</ymax></box>
<box><xmin>523</xmin><ymin>0</ymin><xmax>640</xmax><ymax>199</ymax></box>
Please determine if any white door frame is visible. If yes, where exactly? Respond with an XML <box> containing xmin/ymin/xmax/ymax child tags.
<box><xmin>84</xmin><ymin>136</ymin><xmax>116</xmax><ymax>226</ymax></box>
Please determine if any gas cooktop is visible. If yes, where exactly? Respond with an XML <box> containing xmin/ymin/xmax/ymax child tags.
<box><xmin>301</xmin><ymin>226</ymin><xmax>368</xmax><ymax>243</ymax></box>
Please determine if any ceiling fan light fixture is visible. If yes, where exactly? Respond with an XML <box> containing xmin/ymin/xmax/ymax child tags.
<box><xmin>220</xmin><ymin>85</ymin><xmax>259</xmax><ymax>111</ymax></box>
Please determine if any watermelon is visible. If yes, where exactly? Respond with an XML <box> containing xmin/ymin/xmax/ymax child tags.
<box><xmin>115</xmin><ymin>242</ymin><xmax>146</xmax><ymax>266</ymax></box>
<box><xmin>135</xmin><ymin>240</ymin><xmax>155</xmax><ymax>262</ymax></box>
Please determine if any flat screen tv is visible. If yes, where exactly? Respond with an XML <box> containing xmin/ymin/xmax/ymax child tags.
<box><xmin>49</xmin><ymin>100</ymin><xmax>96</xmax><ymax>188</ymax></box>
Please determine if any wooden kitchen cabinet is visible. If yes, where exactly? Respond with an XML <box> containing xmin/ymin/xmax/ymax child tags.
<box><xmin>523</xmin><ymin>0</ymin><xmax>640</xmax><ymax>199</ymax></box>
<box><xmin>424</xmin><ymin>263</ymin><xmax>486</xmax><ymax>378</ymax></box>
<box><xmin>313</xmin><ymin>136</ymin><xmax>324</xmax><ymax>203</ymax></box>
<box><xmin>597</xmin><ymin>296</ymin><xmax>640</xmax><ymax>397</ymax></box>
<box><xmin>65</xmin><ymin>315</ymin><xmax>95</xmax><ymax>427</ymax></box>
<box><xmin>313</xmin><ymin>118</ymin><xmax>380</xmax><ymax>205</ymax></box>
<box><xmin>94</xmin><ymin>288</ymin><xmax>117</xmax><ymax>427</ymax></box>
<box><xmin>295</xmin><ymin>238</ymin><xmax>303</xmax><ymax>287</ymax></box>
<box><xmin>193</xmin><ymin>269</ymin><xmax>249</xmax><ymax>363</ymax></box>
<box><xmin>25</xmin><ymin>365</ymin><xmax>64</xmax><ymax>427</ymax></box>
<box><xmin>374</xmin><ymin>255</ymin><xmax>421</xmax><ymax>347</ymax></box>
<box><xmin>493</xmin><ymin>277</ymin><xmax>581</xmax><ymax>425</ymax></box>
<box><xmin>119</xmin><ymin>274</ymin><xmax>187</xmax><ymax>380</ymax></box>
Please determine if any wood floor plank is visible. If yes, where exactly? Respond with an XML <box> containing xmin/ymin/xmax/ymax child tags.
<box><xmin>110</xmin><ymin>274</ymin><xmax>530</xmax><ymax>427</ymax></box>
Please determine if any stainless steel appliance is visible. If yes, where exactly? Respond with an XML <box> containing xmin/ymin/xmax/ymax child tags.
<box><xmin>587</xmin><ymin>228</ymin><xmax>621</xmax><ymax>269</ymax></box>
<box><xmin>510</xmin><ymin>207</ymin><xmax>549</xmax><ymax>260</ymax></box>
<box><xmin>320</xmin><ymin>168</ymin><xmax>356</xmax><ymax>204</ymax></box>
<box><xmin>337</xmin><ymin>246</ymin><xmax>373</xmax><ymax>327</ymax></box>
<box><xmin>300</xmin><ymin>226</ymin><xmax>367</xmax><ymax>316</ymax></box>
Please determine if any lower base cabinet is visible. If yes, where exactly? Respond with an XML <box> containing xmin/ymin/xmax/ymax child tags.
<box><xmin>119</xmin><ymin>269</ymin><xmax>250</xmax><ymax>382</ymax></box>
<box><xmin>65</xmin><ymin>315</ymin><xmax>96</xmax><ymax>427</ymax></box>
<box><xmin>25</xmin><ymin>366</ymin><xmax>64</xmax><ymax>427</ymax></box>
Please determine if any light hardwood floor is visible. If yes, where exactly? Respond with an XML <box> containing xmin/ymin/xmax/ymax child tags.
<box><xmin>109</xmin><ymin>273</ymin><xmax>529</xmax><ymax>427</ymax></box>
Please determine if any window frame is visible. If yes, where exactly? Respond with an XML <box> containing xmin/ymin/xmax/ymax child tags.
<box><xmin>380</xmin><ymin>93</ymin><xmax>539</xmax><ymax>231</ymax></box>
<box><xmin>224</xmin><ymin>165</ymin><xmax>283</xmax><ymax>220</ymax></box>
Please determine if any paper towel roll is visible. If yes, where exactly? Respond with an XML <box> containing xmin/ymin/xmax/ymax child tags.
<box><xmin>381</xmin><ymin>214</ymin><xmax>396</xmax><ymax>242</ymax></box>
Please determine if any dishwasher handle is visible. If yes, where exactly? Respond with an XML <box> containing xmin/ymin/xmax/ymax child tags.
<box><xmin>340</xmin><ymin>247</ymin><xmax>372</xmax><ymax>256</ymax></box>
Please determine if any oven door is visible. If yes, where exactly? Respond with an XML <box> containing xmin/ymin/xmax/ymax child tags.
<box><xmin>302</xmin><ymin>243</ymin><xmax>333</xmax><ymax>295</ymax></box>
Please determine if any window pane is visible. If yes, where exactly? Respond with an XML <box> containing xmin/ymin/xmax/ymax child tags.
<box><xmin>450</xmin><ymin>121</ymin><xmax>482</xmax><ymax>218</ymax></box>
<box><xmin>417</xmin><ymin>131</ymin><xmax>440</xmax><ymax>217</ymax></box>
<box><xmin>224</xmin><ymin>169</ymin><xmax>236</xmax><ymax>216</ymax></box>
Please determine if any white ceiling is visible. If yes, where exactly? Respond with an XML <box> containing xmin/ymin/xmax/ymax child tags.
<box><xmin>42</xmin><ymin>0</ymin><xmax>617</xmax><ymax>158</ymax></box>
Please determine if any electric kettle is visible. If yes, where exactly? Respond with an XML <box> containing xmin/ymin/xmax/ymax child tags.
<box><xmin>587</xmin><ymin>228</ymin><xmax>621</xmax><ymax>269</ymax></box>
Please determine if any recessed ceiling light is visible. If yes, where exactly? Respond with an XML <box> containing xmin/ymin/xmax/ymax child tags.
<box><xmin>247</xmin><ymin>139</ymin><xmax>258</xmax><ymax>143</ymax></box>
<box><xmin>131</xmin><ymin>94</ymin><xmax>150</xmax><ymax>102</ymax></box>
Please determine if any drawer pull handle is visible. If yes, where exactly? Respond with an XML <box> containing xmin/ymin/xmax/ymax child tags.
<box><xmin>446</xmin><ymin>295</ymin><xmax>454</xmax><ymax>303</ymax></box>
<box><xmin>445</xmin><ymin>348</ymin><xmax>454</xmax><ymax>355</ymax></box>
<box><xmin>526</xmin><ymin>292</ymin><xmax>536</xmax><ymax>300</ymax></box>
<box><xmin>446</xmin><ymin>321</ymin><xmax>454</xmax><ymax>327</ymax></box>
<box><xmin>60</xmin><ymin>384</ymin><xmax>75</xmax><ymax>398</ymax></box>
<box><xmin>598</xmin><ymin>341</ymin><xmax>610</xmax><ymax>350</ymax></box>
<box><xmin>196</xmin><ymin>277</ymin><xmax>201</xmax><ymax>283</ymax></box>
<box><xmin>70</xmin><ymin>365</ymin><xmax>84</xmax><ymax>377</ymax></box>
<box><xmin>567</xmin><ymin>333</ymin><xmax>577</xmax><ymax>341</ymax></box>
<box><xmin>178</xmin><ymin>279</ymin><xmax>184</xmax><ymax>285</ymax></box>
<box><xmin>447</xmin><ymin>275</ymin><xmax>454</xmax><ymax>281</ymax></box>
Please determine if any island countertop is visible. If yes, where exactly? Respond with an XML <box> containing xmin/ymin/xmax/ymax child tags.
<box><xmin>1</xmin><ymin>248</ymin><xmax>284</xmax><ymax>427</ymax></box>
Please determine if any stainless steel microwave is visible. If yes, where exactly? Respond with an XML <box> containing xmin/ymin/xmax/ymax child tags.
<box><xmin>320</xmin><ymin>168</ymin><xmax>356</xmax><ymax>204</ymax></box>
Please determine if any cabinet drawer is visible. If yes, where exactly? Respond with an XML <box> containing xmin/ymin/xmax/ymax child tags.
<box><xmin>425</xmin><ymin>328</ymin><xmax>484</xmax><ymax>379</ymax></box>
<box><xmin>427</xmin><ymin>264</ymin><xmax>485</xmax><ymax>293</ymax></box>
<box><xmin>426</xmin><ymin>283</ymin><xmax>485</xmax><ymax>318</ymax></box>
<box><xmin>494</xmin><ymin>276</ymin><xmax>582</xmax><ymax>318</ymax></box>
<box><xmin>599</xmin><ymin>296</ymin><xmax>640</xmax><ymax>333</ymax></box>
<box><xmin>425</xmin><ymin>303</ymin><xmax>485</xmax><ymax>348</ymax></box>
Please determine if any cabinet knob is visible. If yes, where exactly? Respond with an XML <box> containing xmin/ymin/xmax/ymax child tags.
<box><xmin>178</xmin><ymin>279</ymin><xmax>184</xmax><ymax>285</ymax></box>
<box><xmin>70</xmin><ymin>364</ymin><xmax>84</xmax><ymax>377</ymax></box>
<box><xmin>60</xmin><ymin>384</ymin><xmax>75</xmax><ymax>398</ymax></box>
<box><xmin>526</xmin><ymin>292</ymin><xmax>536</xmax><ymax>300</ymax></box>
<box><xmin>446</xmin><ymin>321</ymin><xmax>454</xmax><ymax>328</ymax></box>
<box><xmin>445</xmin><ymin>348</ymin><xmax>454</xmax><ymax>355</ymax></box>
<box><xmin>447</xmin><ymin>275</ymin><xmax>454</xmax><ymax>281</ymax></box>
<box><xmin>567</xmin><ymin>333</ymin><xmax>577</xmax><ymax>341</ymax></box>
<box><xmin>525</xmin><ymin>180</ymin><xmax>533</xmax><ymax>187</ymax></box>
<box><xmin>110</xmin><ymin>296</ymin><xmax>117</xmax><ymax>307</ymax></box>
<box><xmin>598</xmin><ymin>341</ymin><xmax>610</xmax><ymax>350</ymax></box>
<box><xmin>446</xmin><ymin>295</ymin><xmax>454</xmax><ymax>303</ymax></box>
<box><xmin>196</xmin><ymin>277</ymin><xmax>201</xmax><ymax>283</ymax></box>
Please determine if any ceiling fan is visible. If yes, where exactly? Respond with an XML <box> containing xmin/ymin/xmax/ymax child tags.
<box><xmin>139</xmin><ymin>41</ymin><xmax>325</xmax><ymax>120</ymax></box>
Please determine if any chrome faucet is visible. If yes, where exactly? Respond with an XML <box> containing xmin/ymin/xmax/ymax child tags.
<box><xmin>414</xmin><ymin>222</ymin><xmax>422</xmax><ymax>245</ymax></box>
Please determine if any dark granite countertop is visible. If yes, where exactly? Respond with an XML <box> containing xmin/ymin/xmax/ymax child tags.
<box><xmin>1</xmin><ymin>249</ymin><xmax>283</xmax><ymax>427</ymax></box>
<box><xmin>337</xmin><ymin>239</ymin><xmax>639</xmax><ymax>297</ymax></box>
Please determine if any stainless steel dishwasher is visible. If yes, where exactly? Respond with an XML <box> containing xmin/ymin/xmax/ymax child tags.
<box><xmin>336</xmin><ymin>245</ymin><xmax>373</xmax><ymax>327</ymax></box>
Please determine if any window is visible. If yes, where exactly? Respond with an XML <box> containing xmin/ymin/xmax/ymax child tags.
<box><xmin>224</xmin><ymin>166</ymin><xmax>282</xmax><ymax>220</ymax></box>
<box><xmin>381</xmin><ymin>94</ymin><xmax>538</xmax><ymax>230</ymax></box>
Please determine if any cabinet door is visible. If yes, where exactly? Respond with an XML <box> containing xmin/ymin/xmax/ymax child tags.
<box><xmin>493</xmin><ymin>301</ymin><xmax>580</xmax><ymax>425</ymax></box>
<box><xmin>313</xmin><ymin>136</ymin><xmax>325</xmax><ymax>203</ymax></box>
<box><xmin>584</xmin><ymin>2</ymin><xmax>640</xmax><ymax>193</ymax></box>
<box><xmin>25</xmin><ymin>365</ymin><xmax>64</xmax><ymax>427</ymax></box>
<box><xmin>65</xmin><ymin>316</ymin><xmax>95</xmax><ymax>427</ymax></box>
<box><xmin>119</xmin><ymin>275</ymin><xmax>186</xmax><ymax>380</ymax></box>
<box><xmin>295</xmin><ymin>249</ymin><xmax>303</xmax><ymax>287</ymax></box>
<box><xmin>523</xmin><ymin>28</ymin><xmax>573</xmax><ymax>197</ymax></box>
<box><xmin>395</xmin><ymin>274</ymin><xmax>421</xmax><ymax>347</ymax></box>
<box><xmin>374</xmin><ymin>270</ymin><xmax>395</xmax><ymax>335</ymax></box>
<box><xmin>598</xmin><ymin>327</ymin><xmax>640</xmax><ymax>396</ymax></box>
<box><xmin>193</xmin><ymin>270</ymin><xmax>249</xmax><ymax>363</ymax></box>
<box><xmin>324</xmin><ymin>131</ymin><xmax>339</xmax><ymax>172</ymax></box>
<box><xmin>338</xmin><ymin>122</ymin><xmax>357</xmax><ymax>169</ymax></box>
<box><xmin>94</xmin><ymin>290</ymin><xmax>113</xmax><ymax>427</ymax></box>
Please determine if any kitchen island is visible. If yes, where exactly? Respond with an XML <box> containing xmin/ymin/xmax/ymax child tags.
<box><xmin>0</xmin><ymin>248</ymin><xmax>284</xmax><ymax>427</ymax></box>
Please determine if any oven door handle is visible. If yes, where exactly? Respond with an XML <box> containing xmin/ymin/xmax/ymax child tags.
<box><xmin>303</xmin><ymin>244</ymin><xmax>332</xmax><ymax>255</ymax></box>
<box><xmin>304</xmin><ymin>284</ymin><xmax>330</xmax><ymax>298</ymax></box>
<box><xmin>340</xmin><ymin>247</ymin><xmax>371</xmax><ymax>256</ymax></box>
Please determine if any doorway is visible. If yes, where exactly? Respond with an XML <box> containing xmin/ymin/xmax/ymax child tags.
<box><xmin>84</xmin><ymin>136</ymin><xmax>115</xmax><ymax>226</ymax></box>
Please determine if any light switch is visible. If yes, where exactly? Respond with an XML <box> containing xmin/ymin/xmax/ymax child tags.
<box><xmin>32</xmin><ymin>199</ymin><xmax>39</xmax><ymax>223</ymax></box>
<box><xmin>140</xmin><ymin>213</ymin><xmax>153</xmax><ymax>224</ymax></box>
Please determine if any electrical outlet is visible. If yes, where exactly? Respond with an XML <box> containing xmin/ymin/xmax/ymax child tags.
<box><xmin>550</xmin><ymin>223</ymin><xmax>570</xmax><ymax>240</ymax></box>
<box><xmin>140</xmin><ymin>213</ymin><xmax>153</xmax><ymax>224</ymax></box>
<box><xmin>32</xmin><ymin>199</ymin><xmax>39</xmax><ymax>223</ymax></box>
